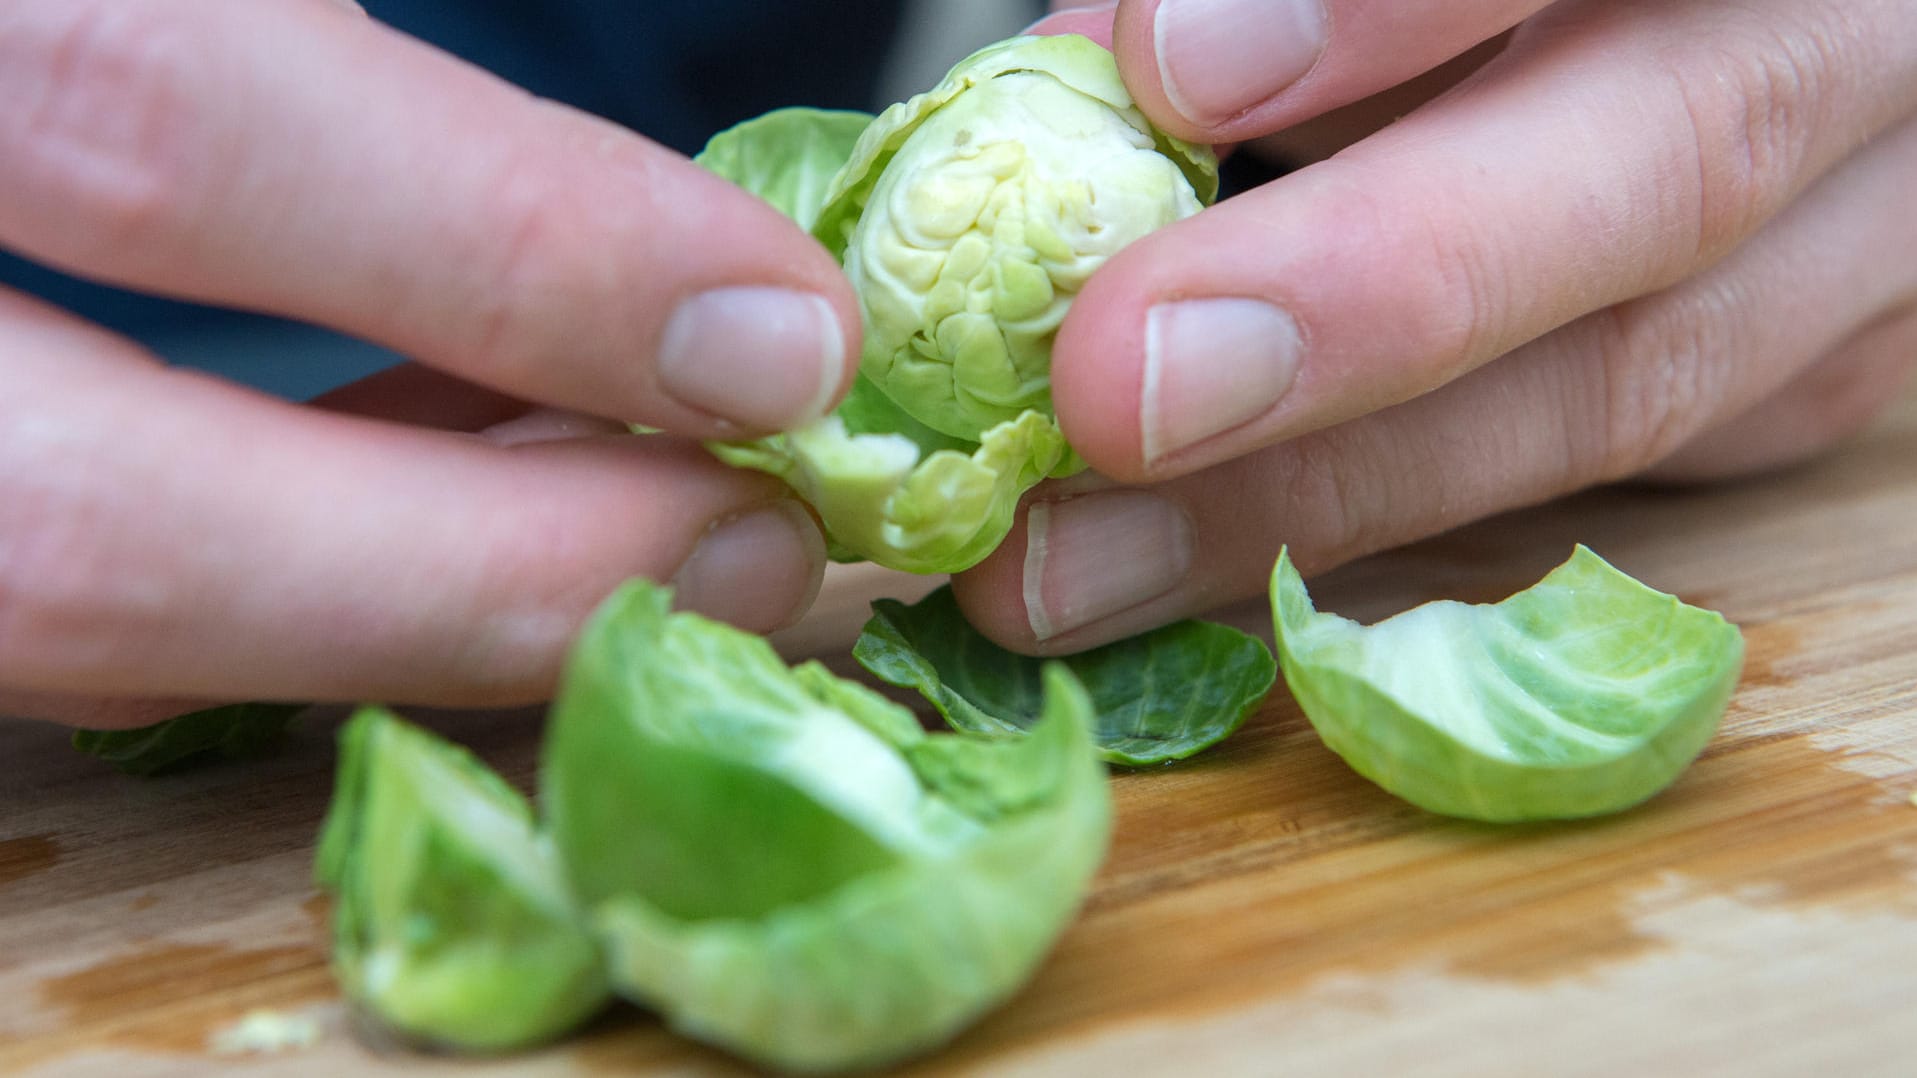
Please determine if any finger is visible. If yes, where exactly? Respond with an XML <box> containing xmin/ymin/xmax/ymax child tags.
<box><xmin>1033</xmin><ymin>2</ymin><xmax>1507</xmax><ymax>167</ymax></box>
<box><xmin>1242</xmin><ymin>32</ymin><xmax>1514</xmax><ymax>169</ymax></box>
<box><xmin>959</xmin><ymin>110</ymin><xmax>1917</xmax><ymax>652</ymax></box>
<box><xmin>308</xmin><ymin>362</ymin><xmax>634</xmax><ymax>446</ymax></box>
<box><xmin>1643</xmin><ymin>308</ymin><xmax>1917</xmax><ymax>484</ymax></box>
<box><xmin>0</xmin><ymin>0</ymin><xmax>857</xmax><ymax>437</ymax></box>
<box><xmin>1054</xmin><ymin>0</ymin><xmax>1917</xmax><ymax>482</ymax></box>
<box><xmin>1029</xmin><ymin>3</ymin><xmax>1116</xmax><ymax>48</ymax></box>
<box><xmin>0</xmin><ymin>287</ymin><xmax>827</xmax><ymax>706</ymax></box>
<box><xmin>473</xmin><ymin>409</ymin><xmax>634</xmax><ymax>447</ymax></box>
<box><xmin>0</xmin><ymin>689</ymin><xmax>209</xmax><ymax>731</ymax></box>
<box><xmin>1109</xmin><ymin>0</ymin><xmax>1544</xmax><ymax>141</ymax></box>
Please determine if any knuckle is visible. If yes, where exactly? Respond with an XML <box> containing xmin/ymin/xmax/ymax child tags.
<box><xmin>1321</xmin><ymin>164</ymin><xmax>1502</xmax><ymax>380</ymax></box>
<box><xmin>1658</xmin><ymin>8</ymin><xmax>1849</xmax><ymax>259</ymax></box>
<box><xmin>1248</xmin><ymin>412</ymin><xmax>1469</xmax><ymax>581</ymax></box>
<box><xmin>1798</xmin><ymin>312</ymin><xmax>1917</xmax><ymax>442</ymax></box>
<box><xmin>2</xmin><ymin>0</ymin><xmax>219</xmax><ymax>256</ymax></box>
<box><xmin>1269</xmin><ymin>427</ymin><xmax>1405</xmax><ymax>566</ymax></box>
<box><xmin>1583</xmin><ymin>291</ymin><xmax>1738</xmax><ymax>482</ymax></box>
<box><xmin>1410</xmin><ymin>202</ymin><xmax>1509</xmax><ymax>381</ymax></box>
<box><xmin>459</xmin><ymin>143</ymin><xmax>595</xmax><ymax>385</ymax></box>
<box><xmin>454</xmin><ymin>106</ymin><xmax>685</xmax><ymax>388</ymax></box>
<box><xmin>0</xmin><ymin>410</ymin><xmax>141</xmax><ymax>676</ymax></box>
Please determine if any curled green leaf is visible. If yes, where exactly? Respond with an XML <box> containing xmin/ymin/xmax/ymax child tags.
<box><xmin>71</xmin><ymin>702</ymin><xmax>307</xmax><ymax>777</ymax></box>
<box><xmin>314</xmin><ymin>708</ymin><xmax>607</xmax><ymax>1053</ymax></box>
<box><xmin>542</xmin><ymin>580</ymin><xmax>1110</xmax><ymax>1073</ymax></box>
<box><xmin>693</xmin><ymin>106</ymin><xmax>873</xmax><ymax>231</ymax></box>
<box><xmin>1270</xmin><ymin>546</ymin><xmax>1745</xmax><ymax>822</ymax></box>
<box><xmin>709</xmin><ymin>375</ymin><xmax>1068</xmax><ymax>572</ymax></box>
<box><xmin>856</xmin><ymin>585</ymin><xmax>1275</xmax><ymax>766</ymax></box>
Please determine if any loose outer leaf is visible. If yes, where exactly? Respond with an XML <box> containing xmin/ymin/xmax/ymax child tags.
<box><xmin>541</xmin><ymin>580</ymin><xmax>1111</xmax><ymax>1073</ymax></box>
<box><xmin>315</xmin><ymin>708</ymin><xmax>607</xmax><ymax>1052</ymax></box>
<box><xmin>856</xmin><ymin>585</ymin><xmax>1275</xmax><ymax>766</ymax></box>
<box><xmin>72</xmin><ymin>701</ymin><xmax>307</xmax><ymax>777</ymax></box>
<box><xmin>1270</xmin><ymin>545</ymin><xmax>1745</xmax><ymax>822</ymax></box>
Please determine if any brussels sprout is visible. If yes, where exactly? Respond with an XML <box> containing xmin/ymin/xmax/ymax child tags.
<box><xmin>1271</xmin><ymin>546</ymin><xmax>1745</xmax><ymax>822</ymax></box>
<box><xmin>856</xmin><ymin>585</ymin><xmax>1275</xmax><ymax>766</ymax></box>
<box><xmin>697</xmin><ymin>36</ymin><xmax>1216</xmax><ymax>574</ymax></box>
<box><xmin>542</xmin><ymin>580</ymin><xmax>1111</xmax><ymax>1073</ymax></box>
<box><xmin>314</xmin><ymin>708</ymin><xmax>607</xmax><ymax>1052</ymax></box>
<box><xmin>819</xmin><ymin>35</ymin><xmax>1214</xmax><ymax>441</ymax></box>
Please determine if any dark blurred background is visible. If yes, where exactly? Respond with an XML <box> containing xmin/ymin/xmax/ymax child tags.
<box><xmin>1</xmin><ymin>0</ymin><xmax>1043</xmax><ymax>399</ymax></box>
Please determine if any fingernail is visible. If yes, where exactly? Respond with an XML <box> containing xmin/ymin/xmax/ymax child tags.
<box><xmin>1154</xmin><ymin>0</ymin><xmax>1328</xmax><ymax>127</ymax></box>
<box><xmin>1022</xmin><ymin>1</ymin><xmax>1117</xmax><ymax>35</ymax></box>
<box><xmin>1141</xmin><ymin>297</ymin><xmax>1302</xmax><ymax>465</ymax></box>
<box><xmin>1023</xmin><ymin>492</ymin><xmax>1194</xmax><ymax>641</ymax></box>
<box><xmin>656</xmin><ymin>287</ymin><xmax>847</xmax><ymax>431</ymax></box>
<box><xmin>672</xmin><ymin>502</ymin><xmax>826</xmax><ymax>631</ymax></box>
<box><xmin>478</xmin><ymin>408</ymin><xmax>627</xmax><ymax>446</ymax></box>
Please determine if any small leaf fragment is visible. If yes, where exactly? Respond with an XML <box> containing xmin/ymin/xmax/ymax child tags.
<box><xmin>856</xmin><ymin>585</ymin><xmax>1275</xmax><ymax>766</ymax></box>
<box><xmin>72</xmin><ymin>701</ymin><xmax>307</xmax><ymax>777</ymax></box>
<box><xmin>693</xmin><ymin>106</ymin><xmax>873</xmax><ymax>231</ymax></box>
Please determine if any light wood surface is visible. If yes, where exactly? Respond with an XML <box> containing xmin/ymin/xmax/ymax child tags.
<box><xmin>7</xmin><ymin>392</ymin><xmax>1917</xmax><ymax>1077</ymax></box>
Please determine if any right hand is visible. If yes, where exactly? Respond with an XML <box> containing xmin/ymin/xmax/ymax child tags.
<box><xmin>957</xmin><ymin>0</ymin><xmax>1916</xmax><ymax>658</ymax></box>
<box><xmin>0</xmin><ymin>0</ymin><xmax>860</xmax><ymax>728</ymax></box>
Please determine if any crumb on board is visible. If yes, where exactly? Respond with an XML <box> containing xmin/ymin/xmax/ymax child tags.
<box><xmin>209</xmin><ymin>1008</ymin><xmax>323</xmax><ymax>1055</ymax></box>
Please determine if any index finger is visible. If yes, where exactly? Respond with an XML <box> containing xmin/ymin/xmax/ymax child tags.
<box><xmin>1107</xmin><ymin>0</ymin><xmax>1548</xmax><ymax>142</ymax></box>
<box><xmin>0</xmin><ymin>284</ymin><xmax>828</xmax><ymax>708</ymax></box>
<box><xmin>1052</xmin><ymin>0</ymin><xmax>1917</xmax><ymax>482</ymax></box>
<box><xmin>0</xmin><ymin>0</ymin><xmax>857</xmax><ymax>436</ymax></box>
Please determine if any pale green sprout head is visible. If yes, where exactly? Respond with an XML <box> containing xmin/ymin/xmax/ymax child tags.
<box><xmin>846</xmin><ymin>66</ymin><xmax>1205</xmax><ymax>439</ymax></box>
<box><xmin>696</xmin><ymin>36</ymin><xmax>1217</xmax><ymax>574</ymax></box>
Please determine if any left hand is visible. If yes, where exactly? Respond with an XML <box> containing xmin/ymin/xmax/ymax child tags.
<box><xmin>0</xmin><ymin>0</ymin><xmax>853</xmax><ymax>727</ymax></box>
<box><xmin>955</xmin><ymin>0</ymin><xmax>1917</xmax><ymax>652</ymax></box>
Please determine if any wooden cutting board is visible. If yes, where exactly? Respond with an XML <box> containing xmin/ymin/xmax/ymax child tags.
<box><xmin>7</xmin><ymin>391</ymin><xmax>1917</xmax><ymax>1077</ymax></box>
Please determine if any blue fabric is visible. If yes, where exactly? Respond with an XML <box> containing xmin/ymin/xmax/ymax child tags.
<box><xmin>0</xmin><ymin>1</ymin><xmax>904</xmax><ymax>398</ymax></box>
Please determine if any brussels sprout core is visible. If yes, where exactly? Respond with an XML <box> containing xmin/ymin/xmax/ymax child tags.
<box><xmin>847</xmin><ymin>71</ymin><xmax>1203</xmax><ymax>441</ymax></box>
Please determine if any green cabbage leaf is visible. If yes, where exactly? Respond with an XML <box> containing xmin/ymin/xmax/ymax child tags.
<box><xmin>693</xmin><ymin>106</ymin><xmax>873</xmax><ymax>232</ymax></box>
<box><xmin>707</xmin><ymin>375</ymin><xmax>1069</xmax><ymax>572</ymax></box>
<box><xmin>313</xmin><ymin>708</ymin><xmax>608</xmax><ymax>1052</ymax></box>
<box><xmin>1271</xmin><ymin>546</ymin><xmax>1745</xmax><ymax>822</ymax></box>
<box><xmin>542</xmin><ymin>580</ymin><xmax>1110</xmax><ymax>1072</ymax></box>
<box><xmin>856</xmin><ymin>585</ymin><xmax>1274</xmax><ymax>765</ymax></box>
<box><xmin>71</xmin><ymin>701</ymin><xmax>306</xmax><ymax>776</ymax></box>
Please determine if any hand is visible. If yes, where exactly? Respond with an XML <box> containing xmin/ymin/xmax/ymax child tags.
<box><xmin>956</xmin><ymin>0</ymin><xmax>1917</xmax><ymax>652</ymax></box>
<box><xmin>0</xmin><ymin>0</ymin><xmax>860</xmax><ymax>727</ymax></box>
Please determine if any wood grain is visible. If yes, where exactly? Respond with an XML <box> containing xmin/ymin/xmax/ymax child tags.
<box><xmin>7</xmin><ymin>394</ymin><xmax>1917</xmax><ymax>1077</ymax></box>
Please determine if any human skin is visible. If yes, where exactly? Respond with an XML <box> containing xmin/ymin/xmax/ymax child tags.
<box><xmin>8</xmin><ymin>1</ymin><xmax>1914</xmax><ymax>726</ymax></box>
<box><xmin>953</xmin><ymin>0</ymin><xmax>1917</xmax><ymax>654</ymax></box>
<box><xmin>0</xmin><ymin>0</ymin><xmax>860</xmax><ymax>726</ymax></box>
